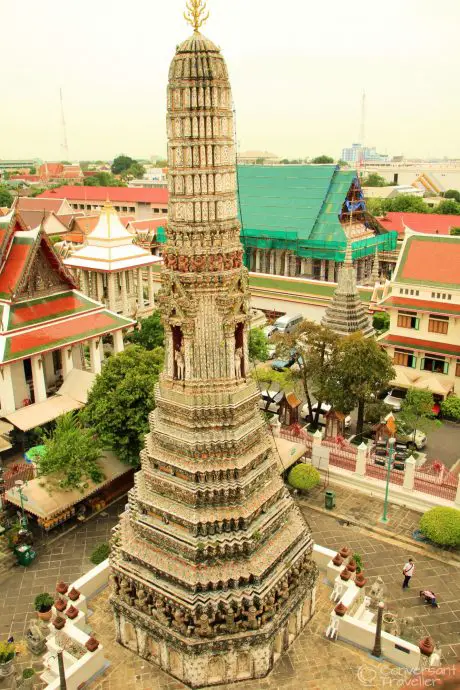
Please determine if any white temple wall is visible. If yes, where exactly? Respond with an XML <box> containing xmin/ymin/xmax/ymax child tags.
<box><xmin>11</xmin><ymin>360</ymin><xmax>30</xmax><ymax>407</ymax></box>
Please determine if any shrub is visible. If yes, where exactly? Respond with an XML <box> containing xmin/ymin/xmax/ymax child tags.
<box><xmin>352</xmin><ymin>552</ymin><xmax>364</xmax><ymax>573</ymax></box>
<box><xmin>23</xmin><ymin>668</ymin><xmax>35</xmax><ymax>679</ymax></box>
<box><xmin>34</xmin><ymin>593</ymin><xmax>54</xmax><ymax>612</ymax></box>
<box><xmin>90</xmin><ymin>542</ymin><xmax>111</xmax><ymax>565</ymax></box>
<box><xmin>0</xmin><ymin>641</ymin><xmax>15</xmax><ymax>663</ymax></box>
<box><xmin>287</xmin><ymin>463</ymin><xmax>321</xmax><ymax>492</ymax></box>
<box><xmin>441</xmin><ymin>395</ymin><xmax>460</xmax><ymax>421</ymax></box>
<box><xmin>420</xmin><ymin>507</ymin><xmax>460</xmax><ymax>547</ymax></box>
<box><xmin>372</xmin><ymin>312</ymin><xmax>390</xmax><ymax>332</ymax></box>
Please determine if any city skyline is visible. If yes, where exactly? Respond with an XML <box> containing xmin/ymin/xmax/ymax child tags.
<box><xmin>2</xmin><ymin>0</ymin><xmax>459</xmax><ymax>161</ymax></box>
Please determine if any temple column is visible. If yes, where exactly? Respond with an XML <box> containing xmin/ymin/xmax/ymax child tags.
<box><xmin>137</xmin><ymin>268</ymin><xmax>145</xmax><ymax>310</ymax></box>
<box><xmin>96</xmin><ymin>272</ymin><xmax>104</xmax><ymax>302</ymax></box>
<box><xmin>120</xmin><ymin>271</ymin><xmax>129</xmax><ymax>315</ymax></box>
<box><xmin>289</xmin><ymin>254</ymin><xmax>296</xmax><ymax>277</ymax></box>
<box><xmin>113</xmin><ymin>330</ymin><xmax>124</xmax><ymax>354</ymax></box>
<box><xmin>31</xmin><ymin>355</ymin><xmax>47</xmax><ymax>403</ymax></box>
<box><xmin>0</xmin><ymin>364</ymin><xmax>16</xmax><ymax>414</ymax></box>
<box><xmin>275</xmin><ymin>250</ymin><xmax>282</xmax><ymax>275</ymax></box>
<box><xmin>284</xmin><ymin>251</ymin><xmax>290</xmax><ymax>276</ymax></box>
<box><xmin>320</xmin><ymin>260</ymin><xmax>326</xmax><ymax>281</ymax></box>
<box><xmin>269</xmin><ymin>250</ymin><xmax>275</xmax><ymax>274</ymax></box>
<box><xmin>255</xmin><ymin>248</ymin><xmax>261</xmax><ymax>272</ymax></box>
<box><xmin>148</xmin><ymin>266</ymin><xmax>155</xmax><ymax>307</ymax></box>
<box><xmin>89</xmin><ymin>338</ymin><xmax>102</xmax><ymax>374</ymax></box>
<box><xmin>61</xmin><ymin>347</ymin><xmax>74</xmax><ymax>378</ymax></box>
<box><xmin>108</xmin><ymin>273</ymin><xmax>117</xmax><ymax>311</ymax></box>
<box><xmin>80</xmin><ymin>271</ymin><xmax>89</xmax><ymax>296</ymax></box>
<box><xmin>304</xmin><ymin>257</ymin><xmax>313</xmax><ymax>277</ymax></box>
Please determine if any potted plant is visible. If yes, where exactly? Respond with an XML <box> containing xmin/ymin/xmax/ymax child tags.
<box><xmin>34</xmin><ymin>593</ymin><xmax>54</xmax><ymax>621</ymax></box>
<box><xmin>22</xmin><ymin>668</ymin><xmax>35</xmax><ymax>687</ymax></box>
<box><xmin>0</xmin><ymin>641</ymin><xmax>15</xmax><ymax>677</ymax></box>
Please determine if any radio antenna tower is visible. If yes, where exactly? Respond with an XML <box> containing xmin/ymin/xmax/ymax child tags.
<box><xmin>60</xmin><ymin>87</ymin><xmax>70</xmax><ymax>160</ymax></box>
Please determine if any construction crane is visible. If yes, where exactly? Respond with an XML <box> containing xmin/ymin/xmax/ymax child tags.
<box><xmin>60</xmin><ymin>87</ymin><xmax>70</xmax><ymax>161</ymax></box>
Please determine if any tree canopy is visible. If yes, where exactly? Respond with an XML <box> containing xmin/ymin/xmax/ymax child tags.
<box><xmin>82</xmin><ymin>345</ymin><xmax>164</xmax><ymax>466</ymax></box>
<box><xmin>248</xmin><ymin>328</ymin><xmax>269</xmax><ymax>363</ymax></box>
<box><xmin>444</xmin><ymin>189</ymin><xmax>460</xmax><ymax>203</ymax></box>
<box><xmin>436</xmin><ymin>199</ymin><xmax>460</xmax><ymax>215</ymax></box>
<box><xmin>125</xmin><ymin>312</ymin><xmax>165</xmax><ymax>350</ymax></box>
<box><xmin>361</xmin><ymin>173</ymin><xmax>387</xmax><ymax>187</ymax></box>
<box><xmin>311</xmin><ymin>155</ymin><xmax>334</xmax><ymax>164</ymax></box>
<box><xmin>398</xmin><ymin>388</ymin><xmax>439</xmax><ymax>442</ymax></box>
<box><xmin>0</xmin><ymin>187</ymin><xmax>13</xmax><ymax>207</ymax></box>
<box><xmin>84</xmin><ymin>171</ymin><xmax>123</xmax><ymax>187</ymax></box>
<box><xmin>111</xmin><ymin>155</ymin><xmax>136</xmax><ymax>176</ymax></box>
<box><xmin>37</xmin><ymin>412</ymin><xmax>105</xmax><ymax>492</ymax></box>
<box><xmin>328</xmin><ymin>332</ymin><xmax>395</xmax><ymax>438</ymax></box>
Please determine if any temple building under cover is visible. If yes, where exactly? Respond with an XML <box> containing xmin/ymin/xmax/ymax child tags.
<box><xmin>109</xmin><ymin>5</ymin><xmax>318</xmax><ymax>687</ymax></box>
<box><xmin>0</xmin><ymin>209</ymin><xmax>134</xmax><ymax>425</ymax></box>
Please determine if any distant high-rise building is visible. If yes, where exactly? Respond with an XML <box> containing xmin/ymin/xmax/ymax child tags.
<box><xmin>341</xmin><ymin>143</ymin><xmax>389</xmax><ymax>164</ymax></box>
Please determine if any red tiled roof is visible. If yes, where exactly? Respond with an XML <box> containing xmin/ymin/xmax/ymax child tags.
<box><xmin>0</xmin><ymin>238</ymin><xmax>34</xmax><ymax>298</ymax></box>
<box><xmin>380</xmin><ymin>295</ymin><xmax>460</xmax><ymax>316</ymax></box>
<box><xmin>39</xmin><ymin>163</ymin><xmax>63</xmax><ymax>177</ymax></box>
<box><xmin>381</xmin><ymin>333</ymin><xmax>460</xmax><ymax>357</ymax></box>
<box><xmin>17</xmin><ymin>197</ymin><xmax>67</xmax><ymax>214</ymax></box>
<box><xmin>38</xmin><ymin>185</ymin><xmax>169</xmax><ymax>204</ymax></box>
<box><xmin>4</xmin><ymin>311</ymin><xmax>128</xmax><ymax>361</ymax></box>
<box><xmin>9</xmin><ymin>292</ymin><xmax>95</xmax><ymax>330</ymax></box>
<box><xmin>378</xmin><ymin>212</ymin><xmax>460</xmax><ymax>238</ymax></box>
<box><xmin>9</xmin><ymin>175</ymin><xmax>40</xmax><ymax>182</ymax></box>
<box><xmin>128</xmin><ymin>217</ymin><xmax>167</xmax><ymax>232</ymax></box>
<box><xmin>397</xmin><ymin>236</ymin><xmax>460</xmax><ymax>287</ymax></box>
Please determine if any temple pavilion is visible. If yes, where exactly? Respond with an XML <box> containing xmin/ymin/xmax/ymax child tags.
<box><xmin>64</xmin><ymin>202</ymin><xmax>161</xmax><ymax>319</ymax></box>
<box><xmin>0</xmin><ymin>209</ymin><xmax>134</xmax><ymax>424</ymax></box>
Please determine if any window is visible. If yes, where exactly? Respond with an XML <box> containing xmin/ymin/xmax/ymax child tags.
<box><xmin>456</xmin><ymin>361</ymin><xmax>460</xmax><ymax>377</ymax></box>
<box><xmin>428</xmin><ymin>315</ymin><xmax>449</xmax><ymax>335</ymax></box>
<box><xmin>431</xmin><ymin>292</ymin><xmax>435</xmax><ymax>298</ymax></box>
<box><xmin>162</xmin><ymin>208</ymin><xmax>167</xmax><ymax>213</ymax></box>
<box><xmin>421</xmin><ymin>355</ymin><xmax>449</xmax><ymax>375</ymax></box>
<box><xmin>394</xmin><ymin>349</ymin><xmax>417</xmax><ymax>368</ymax></box>
<box><xmin>397</xmin><ymin>311</ymin><xmax>419</xmax><ymax>330</ymax></box>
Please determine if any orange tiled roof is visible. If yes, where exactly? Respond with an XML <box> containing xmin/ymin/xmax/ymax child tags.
<box><xmin>396</xmin><ymin>235</ymin><xmax>460</xmax><ymax>288</ymax></box>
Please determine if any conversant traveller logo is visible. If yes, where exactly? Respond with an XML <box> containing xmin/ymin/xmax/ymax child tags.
<box><xmin>357</xmin><ymin>664</ymin><xmax>459</xmax><ymax>688</ymax></box>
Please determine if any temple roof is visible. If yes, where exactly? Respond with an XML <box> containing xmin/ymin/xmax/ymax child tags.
<box><xmin>64</xmin><ymin>203</ymin><xmax>159</xmax><ymax>272</ymax></box>
<box><xmin>394</xmin><ymin>234</ymin><xmax>460</xmax><ymax>289</ymax></box>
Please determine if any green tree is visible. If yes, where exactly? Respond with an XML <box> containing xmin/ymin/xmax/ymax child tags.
<box><xmin>443</xmin><ymin>189</ymin><xmax>460</xmax><ymax>203</ymax></box>
<box><xmin>111</xmin><ymin>154</ymin><xmax>135</xmax><ymax>176</ymax></box>
<box><xmin>79</xmin><ymin>161</ymin><xmax>90</xmax><ymax>171</ymax></box>
<box><xmin>37</xmin><ymin>412</ymin><xmax>105</xmax><ymax>491</ymax></box>
<box><xmin>288</xmin><ymin>463</ymin><xmax>321</xmax><ymax>491</ymax></box>
<box><xmin>361</xmin><ymin>173</ymin><xmax>387</xmax><ymax>187</ymax></box>
<box><xmin>384</xmin><ymin>195</ymin><xmax>430</xmax><ymax>213</ymax></box>
<box><xmin>337</xmin><ymin>159</ymin><xmax>348</xmax><ymax>167</ymax></box>
<box><xmin>372</xmin><ymin>312</ymin><xmax>390</xmax><ymax>332</ymax></box>
<box><xmin>154</xmin><ymin>159</ymin><xmax>168</xmax><ymax>168</ymax></box>
<box><xmin>82</xmin><ymin>345</ymin><xmax>164</xmax><ymax>466</ymax></box>
<box><xmin>450</xmin><ymin>227</ymin><xmax>460</xmax><ymax>236</ymax></box>
<box><xmin>84</xmin><ymin>171</ymin><xmax>122</xmax><ymax>187</ymax></box>
<box><xmin>248</xmin><ymin>328</ymin><xmax>269</xmax><ymax>362</ymax></box>
<box><xmin>330</xmin><ymin>333</ymin><xmax>395</xmax><ymax>438</ymax></box>
<box><xmin>0</xmin><ymin>187</ymin><xmax>13</xmax><ymax>207</ymax></box>
<box><xmin>365</xmin><ymin>197</ymin><xmax>384</xmax><ymax>216</ymax></box>
<box><xmin>255</xmin><ymin>158</ymin><xmax>266</xmax><ymax>165</ymax></box>
<box><xmin>435</xmin><ymin>199</ymin><xmax>460</xmax><ymax>215</ymax></box>
<box><xmin>123</xmin><ymin>162</ymin><xmax>145</xmax><ymax>179</ymax></box>
<box><xmin>441</xmin><ymin>394</ymin><xmax>460</xmax><ymax>421</ymax></box>
<box><xmin>29</xmin><ymin>166</ymin><xmax>36</xmax><ymax>175</ymax></box>
<box><xmin>398</xmin><ymin>388</ymin><xmax>440</xmax><ymax>445</ymax></box>
<box><xmin>311</xmin><ymin>155</ymin><xmax>334</xmax><ymax>164</ymax></box>
<box><xmin>125</xmin><ymin>312</ymin><xmax>164</xmax><ymax>350</ymax></box>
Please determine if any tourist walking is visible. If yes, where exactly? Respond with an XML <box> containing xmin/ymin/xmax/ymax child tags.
<box><xmin>402</xmin><ymin>558</ymin><xmax>415</xmax><ymax>588</ymax></box>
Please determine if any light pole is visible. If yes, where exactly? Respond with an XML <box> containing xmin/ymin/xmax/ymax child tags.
<box><xmin>381</xmin><ymin>437</ymin><xmax>395</xmax><ymax>524</ymax></box>
<box><xmin>371</xmin><ymin>601</ymin><xmax>384</xmax><ymax>658</ymax></box>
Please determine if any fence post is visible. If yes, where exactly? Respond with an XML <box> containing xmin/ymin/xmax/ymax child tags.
<box><xmin>455</xmin><ymin>477</ymin><xmax>460</xmax><ymax>508</ymax></box>
<box><xmin>269</xmin><ymin>415</ymin><xmax>281</xmax><ymax>438</ymax></box>
<box><xmin>312</xmin><ymin>429</ymin><xmax>328</xmax><ymax>469</ymax></box>
<box><xmin>403</xmin><ymin>455</ymin><xmax>416</xmax><ymax>492</ymax></box>
<box><xmin>355</xmin><ymin>443</ymin><xmax>367</xmax><ymax>477</ymax></box>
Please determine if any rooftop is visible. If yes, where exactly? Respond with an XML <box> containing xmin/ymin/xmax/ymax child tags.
<box><xmin>394</xmin><ymin>234</ymin><xmax>460</xmax><ymax>288</ymax></box>
<box><xmin>39</xmin><ymin>185</ymin><xmax>169</xmax><ymax>204</ymax></box>
<box><xmin>378</xmin><ymin>212</ymin><xmax>460</xmax><ymax>238</ymax></box>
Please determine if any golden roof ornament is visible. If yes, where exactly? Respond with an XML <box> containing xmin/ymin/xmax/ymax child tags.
<box><xmin>184</xmin><ymin>0</ymin><xmax>209</xmax><ymax>32</ymax></box>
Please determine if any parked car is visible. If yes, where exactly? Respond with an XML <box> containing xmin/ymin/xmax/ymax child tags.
<box><xmin>259</xmin><ymin>388</ymin><xmax>283</xmax><ymax>413</ymax></box>
<box><xmin>397</xmin><ymin>428</ymin><xmax>427</xmax><ymax>450</ymax></box>
<box><xmin>271</xmin><ymin>350</ymin><xmax>303</xmax><ymax>371</ymax></box>
<box><xmin>273</xmin><ymin>313</ymin><xmax>303</xmax><ymax>335</ymax></box>
<box><xmin>263</xmin><ymin>325</ymin><xmax>278</xmax><ymax>338</ymax></box>
<box><xmin>383</xmin><ymin>388</ymin><xmax>407</xmax><ymax>411</ymax></box>
<box><xmin>300</xmin><ymin>402</ymin><xmax>351</xmax><ymax>429</ymax></box>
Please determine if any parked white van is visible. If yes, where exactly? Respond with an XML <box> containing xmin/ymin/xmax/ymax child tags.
<box><xmin>273</xmin><ymin>313</ymin><xmax>303</xmax><ymax>335</ymax></box>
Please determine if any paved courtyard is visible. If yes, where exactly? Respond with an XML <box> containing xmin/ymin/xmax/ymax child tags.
<box><xmin>0</xmin><ymin>495</ymin><xmax>458</xmax><ymax>689</ymax></box>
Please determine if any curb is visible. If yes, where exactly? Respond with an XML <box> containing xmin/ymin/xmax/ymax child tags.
<box><xmin>300</xmin><ymin>500</ymin><xmax>460</xmax><ymax>568</ymax></box>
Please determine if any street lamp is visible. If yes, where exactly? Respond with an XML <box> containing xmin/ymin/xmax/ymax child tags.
<box><xmin>380</xmin><ymin>437</ymin><xmax>395</xmax><ymax>524</ymax></box>
<box><xmin>15</xmin><ymin>480</ymin><xmax>28</xmax><ymax>529</ymax></box>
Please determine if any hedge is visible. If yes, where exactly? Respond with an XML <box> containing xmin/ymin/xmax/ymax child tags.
<box><xmin>420</xmin><ymin>507</ymin><xmax>460</xmax><ymax>547</ymax></box>
<box><xmin>441</xmin><ymin>395</ymin><xmax>460</xmax><ymax>421</ymax></box>
<box><xmin>287</xmin><ymin>463</ymin><xmax>321</xmax><ymax>492</ymax></box>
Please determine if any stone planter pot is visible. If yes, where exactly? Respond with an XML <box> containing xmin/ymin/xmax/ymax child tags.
<box><xmin>334</xmin><ymin>603</ymin><xmax>347</xmax><ymax>617</ymax></box>
<box><xmin>66</xmin><ymin>605</ymin><xmax>78</xmax><ymax>620</ymax></box>
<box><xmin>355</xmin><ymin>572</ymin><xmax>367</xmax><ymax>588</ymax></box>
<box><xmin>53</xmin><ymin>616</ymin><xmax>66</xmax><ymax>631</ymax></box>
<box><xmin>0</xmin><ymin>658</ymin><xmax>14</xmax><ymax>678</ymax></box>
<box><xmin>419</xmin><ymin>636</ymin><xmax>434</xmax><ymax>656</ymax></box>
<box><xmin>340</xmin><ymin>567</ymin><xmax>351</xmax><ymax>581</ymax></box>
<box><xmin>22</xmin><ymin>673</ymin><xmax>35</xmax><ymax>688</ymax></box>
<box><xmin>346</xmin><ymin>559</ymin><xmax>357</xmax><ymax>573</ymax></box>
<box><xmin>56</xmin><ymin>581</ymin><xmax>68</xmax><ymax>596</ymax></box>
<box><xmin>85</xmin><ymin>637</ymin><xmax>99</xmax><ymax>652</ymax></box>
<box><xmin>67</xmin><ymin>587</ymin><xmax>80</xmax><ymax>602</ymax></box>
<box><xmin>54</xmin><ymin>598</ymin><xmax>67</xmax><ymax>613</ymax></box>
<box><xmin>339</xmin><ymin>546</ymin><xmax>351</xmax><ymax>560</ymax></box>
<box><xmin>332</xmin><ymin>553</ymin><xmax>343</xmax><ymax>567</ymax></box>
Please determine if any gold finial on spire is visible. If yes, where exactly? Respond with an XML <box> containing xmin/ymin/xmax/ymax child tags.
<box><xmin>184</xmin><ymin>0</ymin><xmax>209</xmax><ymax>32</ymax></box>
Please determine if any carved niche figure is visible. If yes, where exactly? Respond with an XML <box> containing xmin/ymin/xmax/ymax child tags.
<box><xmin>119</xmin><ymin>577</ymin><xmax>133</xmax><ymax>606</ymax></box>
<box><xmin>178</xmin><ymin>255</ymin><xmax>189</xmax><ymax>272</ymax></box>
<box><xmin>151</xmin><ymin>599</ymin><xmax>171</xmax><ymax>627</ymax></box>
<box><xmin>174</xmin><ymin>347</ymin><xmax>185</xmax><ymax>381</ymax></box>
<box><xmin>171</xmin><ymin>608</ymin><xmax>189</xmax><ymax>635</ymax></box>
<box><xmin>261</xmin><ymin>595</ymin><xmax>276</xmax><ymax>625</ymax></box>
<box><xmin>135</xmin><ymin>586</ymin><xmax>150</xmax><ymax>615</ymax></box>
<box><xmin>195</xmin><ymin>613</ymin><xmax>215</xmax><ymax>638</ymax></box>
<box><xmin>109</xmin><ymin>572</ymin><xmax>120</xmax><ymax>595</ymax></box>
<box><xmin>234</xmin><ymin>347</ymin><xmax>243</xmax><ymax>379</ymax></box>
<box><xmin>223</xmin><ymin>253</ymin><xmax>233</xmax><ymax>271</ymax></box>
<box><xmin>242</xmin><ymin>605</ymin><xmax>262</xmax><ymax>631</ymax></box>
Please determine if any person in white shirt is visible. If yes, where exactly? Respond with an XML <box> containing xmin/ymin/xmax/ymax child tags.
<box><xmin>402</xmin><ymin>558</ymin><xmax>415</xmax><ymax>588</ymax></box>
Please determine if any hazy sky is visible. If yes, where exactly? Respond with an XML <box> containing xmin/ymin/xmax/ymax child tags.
<box><xmin>2</xmin><ymin>0</ymin><xmax>459</xmax><ymax>161</ymax></box>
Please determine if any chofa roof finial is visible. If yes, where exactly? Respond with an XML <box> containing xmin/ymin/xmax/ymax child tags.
<box><xmin>184</xmin><ymin>0</ymin><xmax>210</xmax><ymax>32</ymax></box>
